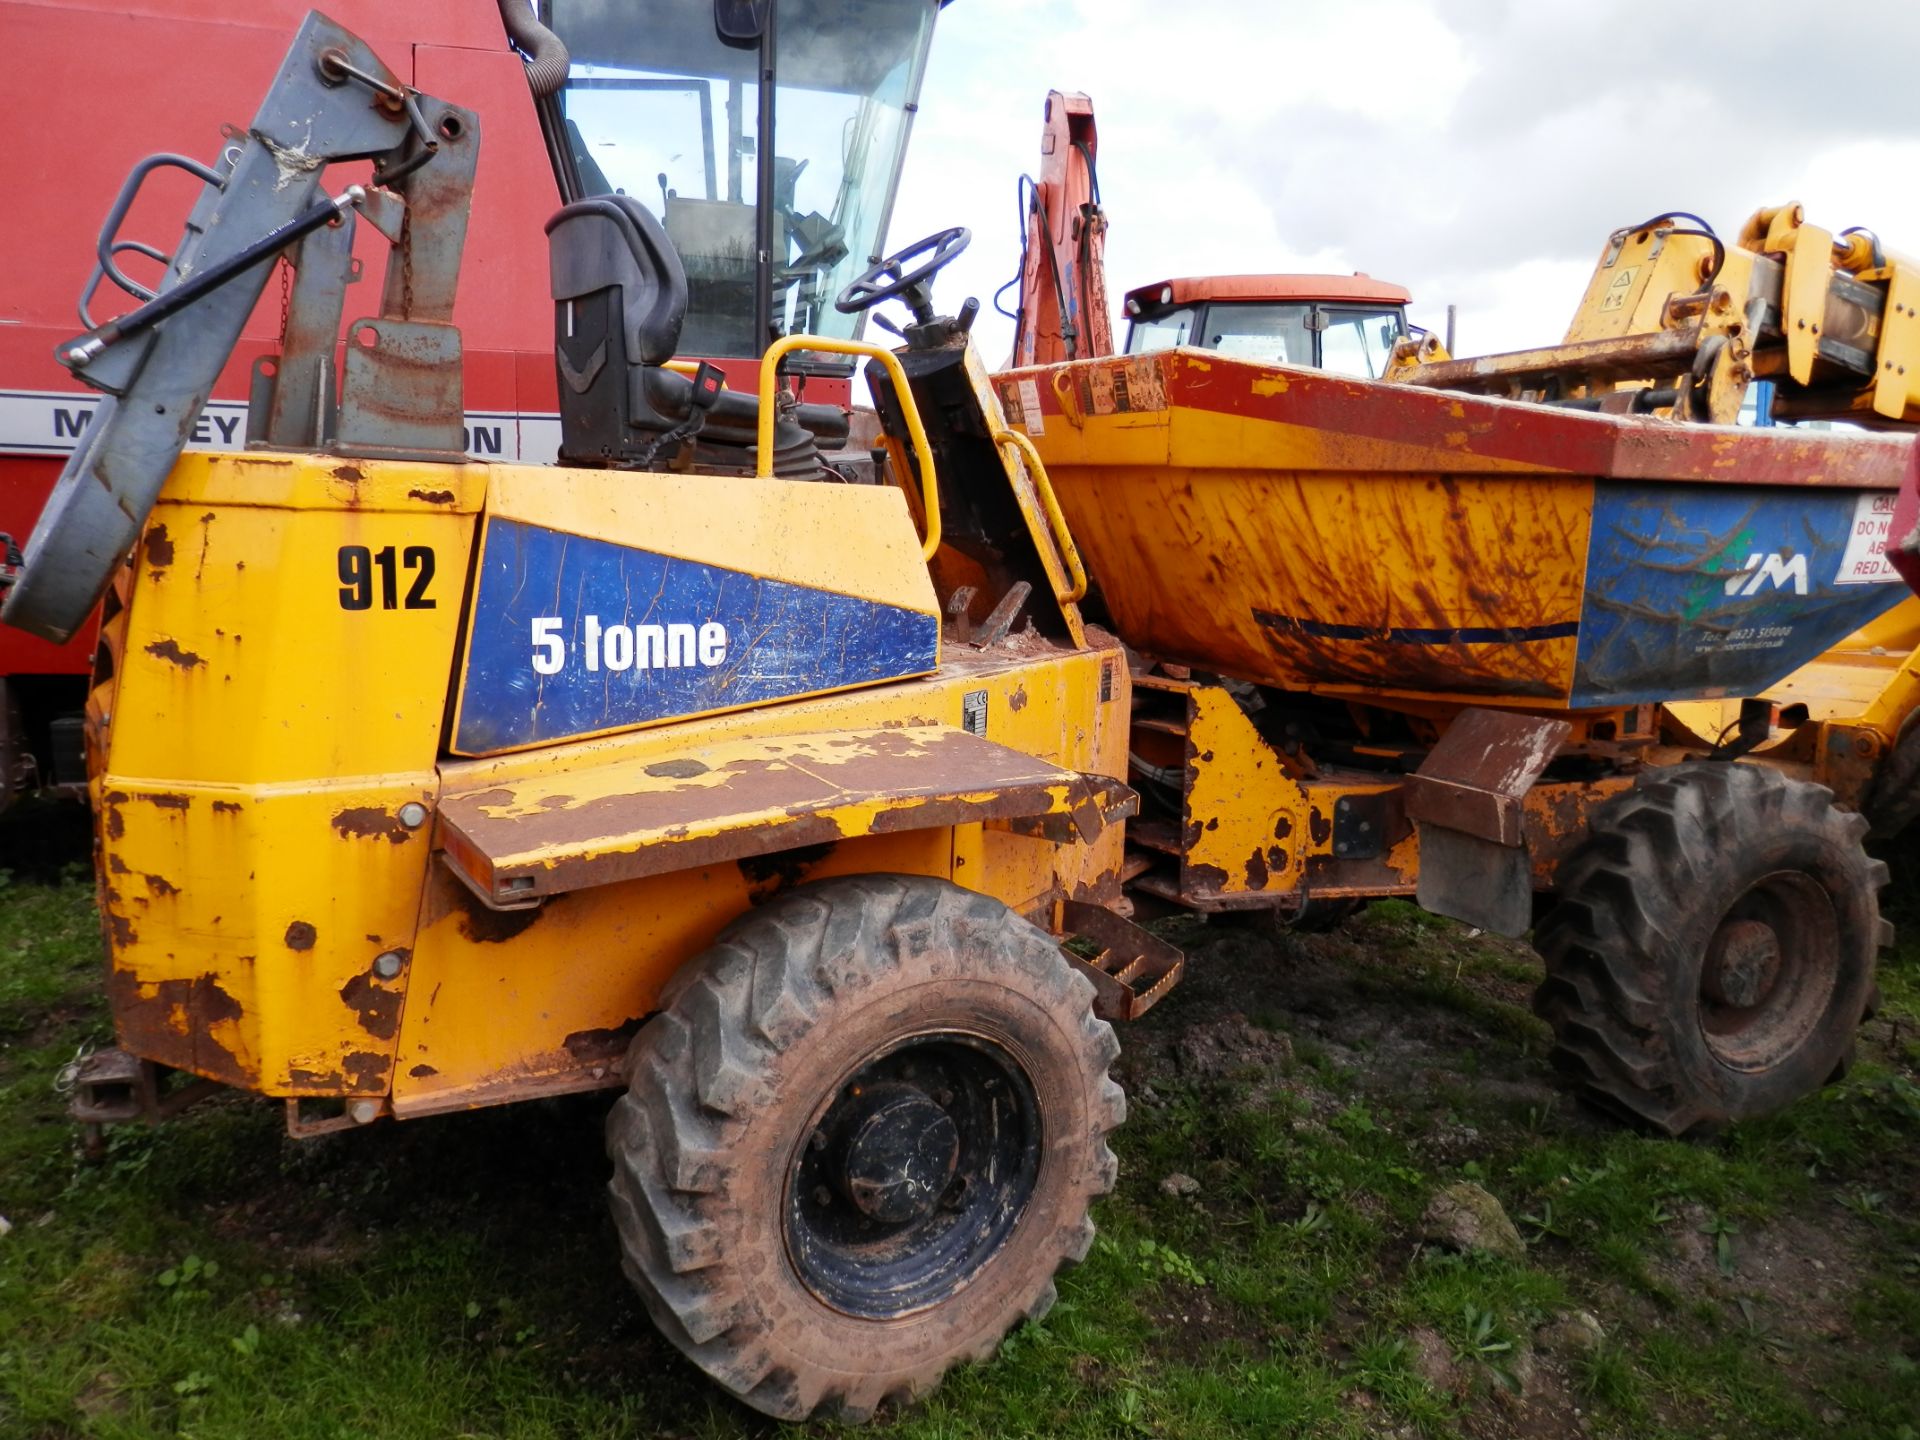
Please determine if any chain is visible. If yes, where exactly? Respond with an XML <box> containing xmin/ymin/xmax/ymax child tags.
<box><xmin>52</xmin><ymin>1039</ymin><xmax>95</xmax><ymax>1096</ymax></box>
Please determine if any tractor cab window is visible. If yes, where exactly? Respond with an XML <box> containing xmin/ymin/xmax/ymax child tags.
<box><xmin>1318</xmin><ymin>306</ymin><xmax>1405</xmax><ymax>379</ymax></box>
<box><xmin>1125</xmin><ymin>306</ymin><xmax>1197</xmax><ymax>353</ymax></box>
<box><xmin>1200</xmin><ymin>302</ymin><xmax>1314</xmax><ymax>366</ymax></box>
<box><xmin>547</xmin><ymin>0</ymin><xmax>938</xmax><ymax>357</ymax></box>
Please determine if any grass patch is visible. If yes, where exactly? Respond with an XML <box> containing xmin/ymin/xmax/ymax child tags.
<box><xmin>3</xmin><ymin>823</ymin><xmax>1919</xmax><ymax>1437</ymax></box>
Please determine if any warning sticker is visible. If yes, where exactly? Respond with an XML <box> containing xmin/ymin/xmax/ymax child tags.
<box><xmin>1834</xmin><ymin>490</ymin><xmax>1902</xmax><ymax>585</ymax></box>
<box><xmin>1016</xmin><ymin>377</ymin><xmax>1044</xmax><ymax>437</ymax></box>
<box><xmin>1599</xmin><ymin>265</ymin><xmax>1640</xmax><ymax>312</ymax></box>
<box><xmin>1074</xmin><ymin>357</ymin><xmax>1167</xmax><ymax>418</ymax></box>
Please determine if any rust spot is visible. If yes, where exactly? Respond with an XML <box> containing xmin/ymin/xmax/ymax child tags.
<box><xmin>339</xmin><ymin>971</ymin><xmax>403</xmax><ymax>1040</ymax></box>
<box><xmin>144</xmin><ymin>638</ymin><xmax>205</xmax><ymax>670</ymax></box>
<box><xmin>1309</xmin><ymin>808</ymin><xmax>1333</xmax><ymax>846</ymax></box>
<box><xmin>455</xmin><ymin>892</ymin><xmax>543</xmax><ymax>944</ymax></box>
<box><xmin>212</xmin><ymin>800</ymin><xmax>242</xmax><ymax>815</ymax></box>
<box><xmin>108</xmin><ymin>854</ymin><xmax>131</xmax><ymax>875</ymax></box>
<box><xmin>407</xmin><ymin>487</ymin><xmax>456</xmax><ymax>505</ymax></box>
<box><xmin>738</xmin><ymin>842</ymin><xmax>836</xmax><ymax>902</ymax></box>
<box><xmin>142</xmin><ymin>524</ymin><xmax>174</xmax><ymax>569</ymax></box>
<box><xmin>330</xmin><ymin>807</ymin><xmax>411</xmax><ymax>844</ymax></box>
<box><xmin>289</xmin><ymin>1066</ymin><xmax>343</xmax><ymax>1088</ymax></box>
<box><xmin>331</xmin><ymin>464</ymin><xmax>363</xmax><ymax>481</ymax></box>
<box><xmin>1273</xmin><ymin>816</ymin><xmax>1293</xmax><ymax>839</ymax></box>
<box><xmin>284</xmin><ymin>920</ymin><xmax>317</xmax><ymax>951</ymax></box>
<box><xmin>142</xmin><ymin>792</ymin><xmax>191</xmax><ymax>811</ymax></box>
<box><xmin>537</xmin><ymin>794</ymin><xmax>576</xmax><ymax>809</ymax></box>
<box><xmin>1184</xmin><ymin>861</ymin><xmax>1232</xmax><ymax>900</ymax></box>
<box><xmin>1007</xmin><ymin>684</ymin><xmax>1029</xmax><ymax>712</ymax></box>
<box><xmin>1245</xmin><ymin>848</ymin><xmax>1269</xmax><ymax>889</ymax></box>
<box><xmin>144</xmin><ymin>873</ymin><xmax>179</xmax><ymax>897</ymax></box>
<box><xmin>105</xmin><ymin>970</ymin><xmax>248</xmax><ymax>1087</ymax></box>
<box><xmin>342</xmin><ymin>1051</ymin><xmax>390</xmax><ymax>1086</ymax></box>
<box><xmin>408</xmin><ymin>1063</ymin><xmax>439</xmax><ymax>1078</ymax></box>
<box><xmin>563</xmin><ymin>1015</ymin><xmax>644</xmax><ymax>1061</ymax></box>
<box><xmin>106</xmin><ymin>912</ymin><xmax>137</xmax><ymax>948</ymax></box>
<box><xmin>103</xmin><ymin>791</ymin><xmax>127</xmax><ymax>839</ymax></box>
<box><xmin>645</xmin><ymin>758</ymin><xmax>710</xmax><ymax>780</ymax></box>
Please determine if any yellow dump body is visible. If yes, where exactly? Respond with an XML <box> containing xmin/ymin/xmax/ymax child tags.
<box><xmin>994</xmin><ymin>349</ymin><xmax>1914</xmax><ymax>714</ymax></box>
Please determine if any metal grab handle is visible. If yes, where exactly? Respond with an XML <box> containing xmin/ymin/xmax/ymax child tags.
<box><xmin>756</xmin><ymin>335</ymin><xmax>942</xmax><ymax>562</ymax></box>
<box><xmin>992</xmin><ymin>425</ymin><xmax>1088</xmax><ymax>604</ymax></box>
<box><xmin>78</xmin><ymin>241</ymin><xmax>170</xmax><ymax>330</ymax></box>
<box><xmin>93</xmin><ymin>153</ymin><xmax>226</xmax><ymax>306</ymax></box>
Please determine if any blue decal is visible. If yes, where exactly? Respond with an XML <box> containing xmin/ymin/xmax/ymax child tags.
<box><xmin>1569</xmin><ymin>484</ymin><xmax>1904</xmax><ymax>707</ymax></box>
<box><xmin>454</xmin><ymin>519</ymin><xmax>938</xmax><ymax>752</ymax></box>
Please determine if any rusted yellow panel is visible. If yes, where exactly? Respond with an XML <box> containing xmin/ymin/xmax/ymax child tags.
<box><xmin>391</xmin><ymin>828</ymin><xmax>955</xmax><ymax>1117</ymax></box>
<box><xmin>389</xmin><ymin>643</ymin><xmax>1131</xmax><ymax>1108</ymax></box>
<box><xmin>1182</xmin><ymin>684</ymin><xmax>1309</xmax><ymax>897</ymax></box>
<box><xmin>93</xmin><ymin>454</ymin><xmax>481</xmax><ymax>1097</ymax></box>
<box><xmin>151</xmin><ymin>449</ymin><xmax>490</xmax><ymax>513</ymax></box>
<box><xmin>106</xmin><ymin>461</ymin><xmax>479</xmax><ymax>785</ymax></box>
<box><xmin>96</xmin><ymin>779</ymin><xmax>438</xmax><ymax>1096</ymax></box>
<box><xmin>437</xmin><ymin>724</ymin><xmax>1123</xmax><ymax>906</ymax></box>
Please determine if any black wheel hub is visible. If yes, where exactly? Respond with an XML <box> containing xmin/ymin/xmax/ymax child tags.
<box><xmin>785</xmin><ymin>1033</ymin><xmax>1040</xmax><ymax>1320</ymax></box>
<box><xmin>839</xmin><ymin>1083</ymin><xmax>959</xmax><ymax>1224</ymax></box>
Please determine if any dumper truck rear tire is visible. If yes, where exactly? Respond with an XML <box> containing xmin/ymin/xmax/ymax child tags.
<box><xmin>1534</xmin><ymin>763</ymin><xmax>1887</xmax><ymax>1137</ymax></box>
<box><xmin>606</xmin><ymin>874</ymin><xmax>1125</xmax><ymax>1422</ymax></box>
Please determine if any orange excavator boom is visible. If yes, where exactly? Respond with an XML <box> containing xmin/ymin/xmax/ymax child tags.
<box><xmin>1008</xmin><ymin>90</ymin><xmax>1112</xmax><ymax>367</ymax></box>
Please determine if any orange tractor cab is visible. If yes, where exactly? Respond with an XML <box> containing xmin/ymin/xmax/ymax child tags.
<box><xmin>1121</xmin><ymin>273</ymin><xmax>1412</xmax><ymax>378</ymax></box>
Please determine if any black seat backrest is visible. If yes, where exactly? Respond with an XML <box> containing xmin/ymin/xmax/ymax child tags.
<box><xmin>544</xmin><ymin>193</ymin><xmax>847</xmax><ymax>474</ymax></box>
<box><xmin>547</xmin><ymin>195</ymin><xmax>689</xmax><ymax>462</ymax></box>
<box><xmin>547</xmin><ymin>194</ymin><xmax>687</xmax><ymax>364</ymax></box>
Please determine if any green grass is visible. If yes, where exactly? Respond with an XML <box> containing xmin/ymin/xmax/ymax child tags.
<box><xmin>3</xmin><ymin>818</ymin><xmax>1918</xmax><ymax>1438</ymax></box>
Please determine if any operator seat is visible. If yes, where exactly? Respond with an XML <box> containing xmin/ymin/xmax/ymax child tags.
<box><xmin>545</xmin><ymin>194</ymin><xmax>848</xmax><ymax>474</ymax></box>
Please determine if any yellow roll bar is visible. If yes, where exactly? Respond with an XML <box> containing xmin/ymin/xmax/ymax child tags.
<box><xmin>992</xmin><ymin>426</ymin><xmax>1088</xmax><ymax>605</ymax></box>
<box><xmin>755</xmin><ymin>336</ymin><xmax>942</xmax><ymax>562</ymax></box>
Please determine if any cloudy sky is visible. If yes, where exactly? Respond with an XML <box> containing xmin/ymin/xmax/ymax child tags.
<box><xmin>888</xmin><ymin>0</ymin><xmax>1920</xmax><ymax>365</ymax></box>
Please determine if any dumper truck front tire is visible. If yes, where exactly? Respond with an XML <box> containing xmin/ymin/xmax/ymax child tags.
<box><xmin>1535</xmin><ymin>763</ymin><xmax>1887</xmax><ymax>1137</ymax></box>
<box><xmin>606</xmin><ymin>875</ymin><xmax>1125</xmax><ymax>1422</ymax></box>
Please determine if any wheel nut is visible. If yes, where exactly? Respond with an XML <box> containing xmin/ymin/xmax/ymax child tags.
<box><xmin>398</xmin><ymin>802</ymin><xmax>429</xmax><ymax>829</ymax></box>
<box><xmin>372</xmin><ymin>950</ymin><xmax>405</xmax><ymax>980</ymax></box>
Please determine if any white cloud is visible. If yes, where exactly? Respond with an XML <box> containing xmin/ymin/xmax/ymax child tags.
<box><xmin>889</xmin><ymin>0</ymin><xmax>1920</xmax><ymax>363</ymax></box>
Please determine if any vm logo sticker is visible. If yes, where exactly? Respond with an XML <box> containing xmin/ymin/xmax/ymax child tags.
<box><xmin>1724</xmin><ymin>552</ymin><xmax>1809</xmax><ymax>597</ymax></box>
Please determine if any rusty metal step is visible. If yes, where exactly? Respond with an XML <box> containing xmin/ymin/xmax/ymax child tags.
<box><xmin>1129</xmin><ymin>869</ymin><xmax>1184</xmax><ymax>903</ymax></box>
<box><xmin>1132</xmin><ymin>715</ymin><xmax>1190</xmax><ymax>737</ymax></box>
<box><xmin>1128</xmin><ymin>817</ymin><xmax>1183</xmax><ymax>855</ymax></box>
<box><xmin>1120</xmin><ymin>850</ymin><xmax>1157</xmax><ymax>883</ymax></box>
<box><xmin>1056</xmin><ymin>899</ymin><xmax>1185</xmax><ymax>1021</ymax></box>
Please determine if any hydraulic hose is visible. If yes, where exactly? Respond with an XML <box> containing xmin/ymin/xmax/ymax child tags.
<box><xmin>496</xmin><ymin>0</ymin><xmax>570</xmax><ymax>97</ymax></box>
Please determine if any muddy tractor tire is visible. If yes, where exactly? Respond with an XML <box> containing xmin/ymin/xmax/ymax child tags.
<box><xmin>1864</xmin><ymin>711</ymin><xmax>1920</xmax><ymax>839</ymax></box>
<box><xmin>606</xmin><ymin>875</ymin><xmax>1125</xmax><ymax>1422</ymax></box>
<box><xmin>1534</xmin><ymin>762</ymin><xmax>1888</xmax><ymax>1137</ymax></box>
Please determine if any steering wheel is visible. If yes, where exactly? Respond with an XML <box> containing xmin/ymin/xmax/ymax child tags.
<box><xmin>835</xmin><ymin>226</ymin><xmax>971</xmax><ymax>314</ymax></box>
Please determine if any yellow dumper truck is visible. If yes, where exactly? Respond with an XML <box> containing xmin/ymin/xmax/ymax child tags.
<box><xmin>6</xmin><ymin>13</ymin><xmax>1918</xmax><ymax>1421</ymax></box>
